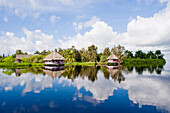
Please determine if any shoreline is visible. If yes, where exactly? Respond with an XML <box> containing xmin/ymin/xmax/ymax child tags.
<box><xmin>0</xmin><ymin>59</ymin><xmax>166</xmax><ymax>67</ymax></box>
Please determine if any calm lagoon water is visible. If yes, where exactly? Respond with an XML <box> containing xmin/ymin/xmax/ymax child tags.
<box><xmin>0</xmin><ymin>63</ymin><xmax>170</xmax><ymax>113</ymax></box>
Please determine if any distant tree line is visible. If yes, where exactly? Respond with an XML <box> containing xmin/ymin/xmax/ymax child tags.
<box><xmin>0</xmin><ymin>44</ymin><xmax>165</xmax><ymax>63</ymax></box>
<box><xmin>125</xmin><ymin>50</ymin><xmax>164</xmax><ymax>59</ymax></box>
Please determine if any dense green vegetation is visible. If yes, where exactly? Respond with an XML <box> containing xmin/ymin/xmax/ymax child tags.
<box><xmin>0</xmin><ymin>63</ymin><xmax>43</xmax><ymax>67</ymax></box>
<box><xmin>123</xmin><ymin>58</ymin><xmax>166</xmax><ymax>65</ymax></box>
<box><xmin>0</xmin><ymin>44</ymin><xmax>166</xmax><ymax>67</ymax></box>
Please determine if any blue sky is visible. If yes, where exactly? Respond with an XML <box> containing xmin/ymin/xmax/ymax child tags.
<box><xmin>0</xmin><ymin>0</ymin><xmax>170</xmax><ymax>59</ymax></box>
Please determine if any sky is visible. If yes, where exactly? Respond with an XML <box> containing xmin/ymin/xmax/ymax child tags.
<box><xmin>0</xmin><ymin>0</ymin><xmax>170</xmax><ymax>59</ymax></box>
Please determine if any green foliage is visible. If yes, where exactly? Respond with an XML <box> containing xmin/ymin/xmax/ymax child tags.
<box><xmin>111</xmin><ymin>45</ymin><xmax>126</xmax><ymax>63</ymax></box>
<box><xmin>0</xmin><ymin>63</ymin><xmax>43</xmax><ymax>67</ymax></box>
<box><xmin>2</xmin><ymin>69</ymin><xmax>15</xmax><ymax>75</ymax></box>
<box><xmin>103</xmin><ymin>47</ymin><xmax>110</xmax><ymax>56</ymax></box>
<box><xmin>100</xmin><ymin>55</ymin><xmax>108</xmax><ymax>62</ymax></box>
<box><xmin>21</xmin><ymin>55</ymin><xmax>44</xmax><ymax>63</ymax></box>
<box><xmin>2</xmin><ymin>56</ymin><xmax>15</xmax><ymax>63</ymax></box>
<box><xmin>65</xmin><ymin>49</ymin><xmax>75</xmax><ymax>63</ymax></box>
<box><xmin>125</xmin><ymin>50</ymin><xmax>133</xmax><ymax>58</ymax></box>
<box><xmin>87</xmin><ymin>45</ymin><xmax>98</xmax><ymax>62</ymax></box>
<box><xmin>123</xmin><ymin>58</ymin><xmax>166</xmax><ymax>65</ymax></box>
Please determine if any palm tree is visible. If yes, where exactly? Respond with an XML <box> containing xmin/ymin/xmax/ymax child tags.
<box><xmin>155</xmin><ymin>50</ymin><xmax>161</xmax><ymax>59</ymax></box>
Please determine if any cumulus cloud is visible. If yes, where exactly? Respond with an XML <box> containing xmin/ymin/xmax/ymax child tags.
<box><xmin>73</xmin><ymin>16</ymin><xmax>100</xmax><ymax>32</ymax></box>
<box><xmin>60</xmin><ymin>0</ymin><xmax>170</xmax><ymax>55</ymax></box>
<box><xmin>0</xmin><ymin>28</ymin><xmax>56</xmax><ymax>55</ymax></box>
<box><xmin>49</xmin><ymin>15</ymin><xmax>61</xmax><ymax>24</ymax></box>
<box><xmin>61</xmin><ymin>20</ymin><xmax>117</xmax><ymax>52</ymax></box>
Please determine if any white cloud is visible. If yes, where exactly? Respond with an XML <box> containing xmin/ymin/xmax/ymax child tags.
<box><xmin>73</xmin><ymin>16</ymin><xmax>100</xmax><ymax>32</ymax></box>
<box><xmin>5</xmin><ymin>32</ymin><xmax>14</xmax><ymax>37</ymax></box>
<box><xmin>49</xmin><ymin>15</ymin><xmax>61</xmax><ymax>24</ymax></box>
<box><xmin>84</xmin><ymin>16</ymin><xmax>100</xmax><ymax>28</ymax></box>
<box><xmin>3</xmin><ymin>17</ymin><xmax>8</xmax><ymax>22</ymax></box>
<box><xmin>61</xmin><ymin>20</ymin><xmax>117</xmax><ymax>52</ymax></box>
<box><xmin>0</xmin><ymin>28</ymin><xmax>56</xmax><ymax>55</ymax></box>
<box><xmin>60</xmin><ymin>1</ymin><xmax>170</xmax><ymax>55</ymax></box>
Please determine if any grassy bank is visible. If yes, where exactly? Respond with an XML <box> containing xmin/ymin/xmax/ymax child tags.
<box><xmin>0</xmin><ymin>63</ymin><xmax>43</xmax><ymax>68</ymax></box>
<box><xmin>0</xmin><ymin>59</ymin><xmax>166</xmax><ymax>68</ymax></box>
<box><xmin>65</xmin><ymin>62</ymin><xmax>106</xmax><ymax>66</ymax></box>
<box><xmin>123</xmin><ymin>58</ymin><xmax>166</xmax><ymax>65</ymax></box>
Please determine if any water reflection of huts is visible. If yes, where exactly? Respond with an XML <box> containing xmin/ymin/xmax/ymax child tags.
<box><xmin>106</xmin><ymin>66</ymin><xmax>125</xmax><ymax>83</ymax></box>
<box><xmin>43</xmin><ymin>69</ymin><xmax>65</xmax><ymax>79</ymax></box>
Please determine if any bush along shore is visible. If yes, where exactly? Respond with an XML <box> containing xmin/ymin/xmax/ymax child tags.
<box><xmin>0</xmin><ymin>63</ymin><xmax>43</xmax><ymax>67</ymax></box>
<box><xmin>0</xmin><ymin>59</ymin><xmax>166</xmax><ymax>68</ymax></box>
<box><xmin>123</xmin><ymin>58</ymin><xmax>166</xmax><ymax>65</ymax></box>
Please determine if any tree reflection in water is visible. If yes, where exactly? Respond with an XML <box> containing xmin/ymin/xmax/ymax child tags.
<box><xmin>62</xmin><ymin>66</ymin><xmax>99</xmax><ymax>82</ymax></box>
<box><xmin>122</xmin><ymin>64</ymin><xmax>164</xmax><ymax>75</ymax></box>
<box><xmin>1</xmin><ymin>64</ymin><xmax>164</xmax><ymax>83</ymax></box>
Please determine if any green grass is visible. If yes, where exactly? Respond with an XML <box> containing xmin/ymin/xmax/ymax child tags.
<box><xmin>0</xmin><ymin>59</ymin><xmax>166</xmax><ymax>68</ymax></box>
<box><xmin>65</xmin><ymin>62</ymin><xmax>106</xmax><ymax>66</ymax></box>
<box><xmin>123</xmin><ymin>58</ymin><xmax>166</xmax><ymax>65</ymax></box>
<box><xmin>0</xmin><ymin>63</ymin><xmax>43</xmax><ymax>68</ymax></box>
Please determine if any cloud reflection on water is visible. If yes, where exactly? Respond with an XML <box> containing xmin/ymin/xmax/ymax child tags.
<box><xmin>0</xmin><ymin>65</ymin><xmax>170</xmax><ymax>112</ymax></box>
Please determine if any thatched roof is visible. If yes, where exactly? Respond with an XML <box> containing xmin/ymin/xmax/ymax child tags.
<box><xmin>16</xmin><ymin>54</ymin><xmax>32</xmax><ymax>59</ymax></box>
<box><xmin>107</xmin><ymin>54</ymin><xmax>118</xmax><ymax>60</ymax></box>
<box><xmin>43</xmin><ymin>69</ymin><xmax>65</xmax><ymax>79</ymax></box>
<box><xmin>43</xmin><ymin>51</ymin><xmax>66</xmax><ymax>61</ymax></box>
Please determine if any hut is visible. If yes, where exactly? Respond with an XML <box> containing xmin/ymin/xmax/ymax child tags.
<box><xmin>106</xmin><ymin>54</ymin><xmax>119</xmax><ymax>66</ymax></box>
<box><xmin>43</xmin><ymin>51</ymin><xmax>66</xmax><ymax>66</ymax></box>
<box><xmin>15</xmin><ymin>54</ymin><xmax>32</xmax><ymax>63</ymax></box>
<box><xmin>107</xmin><ymin>54</ymin><xmax>119</xmax><ymax>63</ymax></box>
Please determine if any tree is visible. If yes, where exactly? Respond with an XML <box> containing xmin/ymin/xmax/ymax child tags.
<box><xmin>103</xmin><ymin>47</ymin><xmax>110</xmax><ymax>56</ymax></box>
<box><xmin>79</xmin><ymin>48</ymin><xmax>88</xmax><ymax>62</ymax></box>
<box><xmin>55</xmin><ymin>48</ymin><xmax>57</xmax><ymax>52</ymax></box>
<box><xmin>125</xmin><ymin>50</ymin><xmax>133</xmax><ymax>58</ymax></box>
<box><xmin>3</xmin><ymin>53</ymin><xmax>5</xmax><ymax>57</ymax></box>
<box><xmin>16</xmin><ymin>50</ymin><xmax>23</xmax><ymax>54</ymax></box>
<box><xmin>147</xmin><ymin>51</ymin><xmax>157</xmax><ymax>59</ymax></box>
<box><xmin>66</xmin><ymin>49</ymin><xmax>75</xmax><ymax>63</ymax></box>
<box><xmin>111</xmin><ymin>45</ymin><xmax>126</xmax><ymax>63</ymax></box>
<box><xmin>2</xmin><ymin>56</ymin><xmax>15</xmax><ymax>63</ymax></box>
<box><xmin>87</xmin><ymin>45</ymin><xmax>98</xmax><ymax>62</ymax></box>
<box><xmin>34</xmin><ymin>51</ymin><xmax>40</xmax><ymax>55</ymax></box>
<box><xmin>71</xmin><ymin>46</ymin><xmax>81</xmax><ymax>62</ymax></box>
<box><xmin>155</xmin><ymin>50</ymin><xmax>162</xmax><ymax>59</ymax></box>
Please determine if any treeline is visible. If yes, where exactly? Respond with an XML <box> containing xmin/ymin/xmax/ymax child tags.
<box><xmin>0</xmin><ymin>44</ymin><xmax>165</xmax><ymax>63</ymax></box>
<box><xmin>125</xmin><ymin>50</ymin><xmax>164</xmax><ymax>59</ymax></box>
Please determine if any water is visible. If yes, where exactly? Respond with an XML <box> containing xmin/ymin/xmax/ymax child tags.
<box><xmin>0</xmin><ymin>63</ymin><xmax>170</xmax><ymax>113</ymax></box>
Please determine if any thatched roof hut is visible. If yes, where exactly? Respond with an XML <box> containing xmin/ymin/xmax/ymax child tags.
<box><xmin>16</xmin><ymin>54</ymin><xmax>32</xmax><ymax>59</ymax></box>
<box><xmin>43</xmin><ymin>51</ymin><xmax>66</xmax><ymax>61</ymax></box>
<box><xmin>107</xmin><ymin>54</ymin><xmax>118</xmax><ymax>60</ymax></box>
<box><xmin>15</xmin><ymin>54</ymin><xmax>32</xmax><ymax>63</ymax></box>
